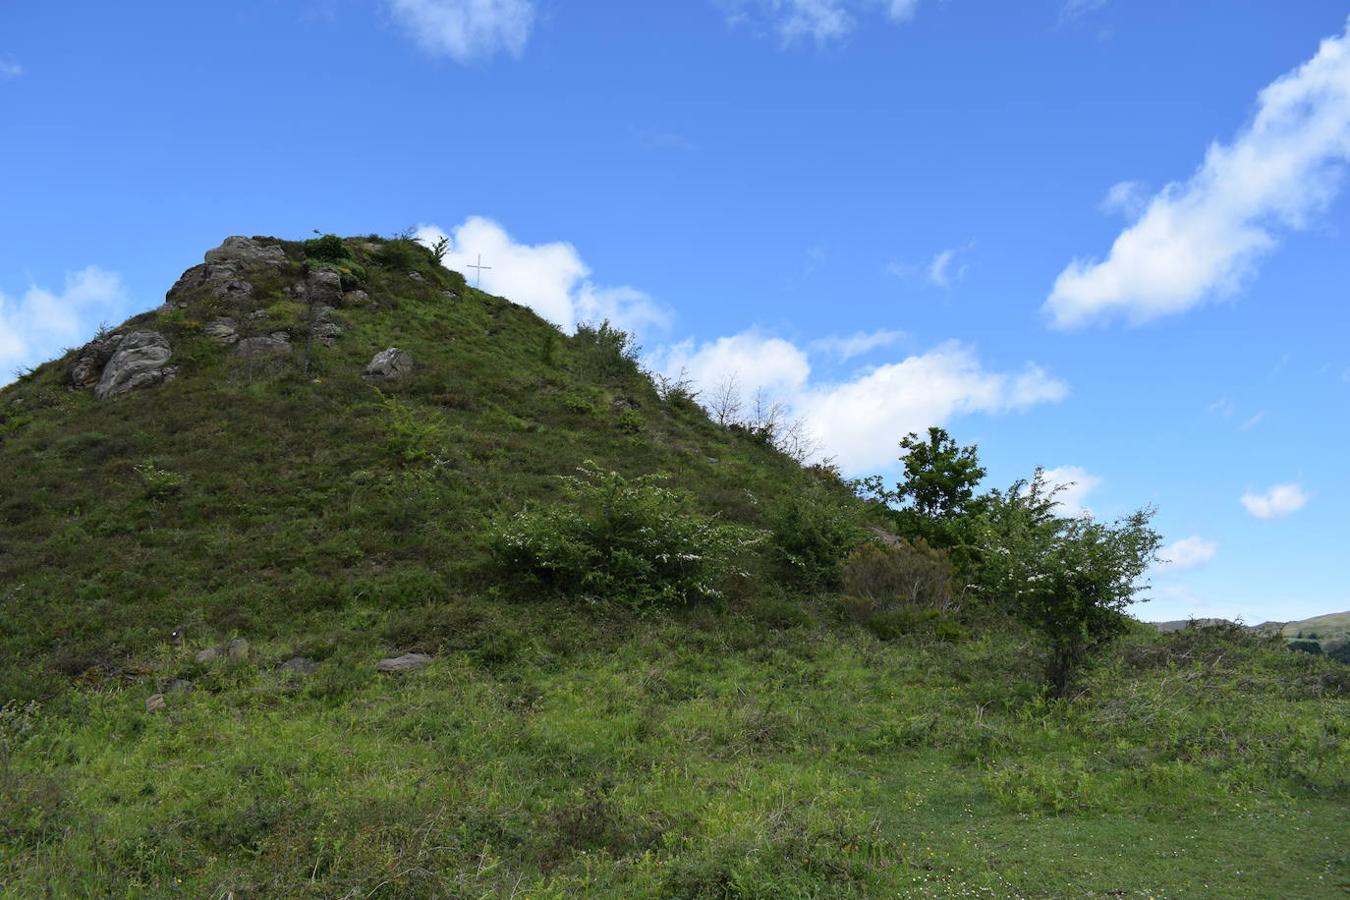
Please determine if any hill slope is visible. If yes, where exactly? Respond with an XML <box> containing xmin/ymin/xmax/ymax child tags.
<box><xmin>1</xmin><ymin>235</ymin><xmax>1347</xmax><ymax>897</ymax></box>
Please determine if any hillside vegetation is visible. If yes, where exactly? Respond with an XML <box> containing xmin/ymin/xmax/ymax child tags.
<box><xmin>1</xmin><ymin>234</ymin><xmax>1346</xmax><ymax>897</ymax></box>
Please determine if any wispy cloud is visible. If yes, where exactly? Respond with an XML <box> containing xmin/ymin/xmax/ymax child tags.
<box><xmin>415</xmin><ymin>217</ymin><xmax>671</xmax><ymax>337</ymax></box>
<box><xmin>1</xmin><ymin>268</ymin><xmax>129</xmax><ymax>382</ymax></box>
<box><xmin>1098</xmin><ymin>180</ymin><xmax>1149</xmax><ymax>218</ymax></box>
<box><xmin>1045</xmin><ymin>18</ymin><xmax>1350</xmax><ymax>329</ymax></box>
<box><xmin>721</xmin><ymin>0</ymin><xmax>920</xmax><ymax>47</ymax></box>
<box><xmin>0</xmin><ymin>57</ymin><xmax>22</xmax><ymax>80</ymax></box>
<box><xmin>1240</xmin><ymin>483</ymin><xmax>1310</xmax><ymax>520</ymax></box>
<box><xmin>385</xmin><ymin>0</ymin><xmax>535</xmax><ymax>63</ymax></box>
<box><xmin>1157</xmin><ymin>535</ymin><xmax>1218</xmax><ymax>573</ymax></box>
<box><xmin>1058</xmin><ymin>0</ymin><xmax>1107</xmax><ymax>26</ymax></box>
<box><xmin>1238</xmin><ymin>410</ymin><xmax>1267</xmax><ymax>432</ymax></box>
<box><xmin>927</xmin><ymin>243</ymin><xmax>973</xmax><ymax>288</ymax></box>
<box><xmin>810</xmin><ymin>328</ymin><xmax>906</xmax><ymax>361</ymax></box>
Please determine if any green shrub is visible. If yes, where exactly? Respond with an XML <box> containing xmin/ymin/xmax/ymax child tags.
<box><xmin>615</xmin><ymin>408</ymin><xmax>643</xmax><ymax>434</ymax></box>
<box><xmin>133</xmin><ymin>461</ymin><xmax>184</xmax><ymax>501</ymax></box>
<box><xmin>765</xmin><ymin>485</ymin><xmax>868</xmax><ymax>590</ymax></box>
<box><xmin>489</xmin><ymin>463</ymin><xmax>760</xmax><ymax>605</ymax></box>
<box><xmin>380</xmin><ymin>395</ymin><xmax>446</xmax><ymax>465</ymax></box>
<box><xmin>304</xmin><ymin>233</ymin><xmax>350</xmax><ymax>263</ymax></box>
<box><xmin>573</xmin><ymin>321</ymin><xmax>641</xmax><ymax>382</ymax></box>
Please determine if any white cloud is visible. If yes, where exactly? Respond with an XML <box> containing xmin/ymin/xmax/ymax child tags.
<box><xmin>1036</xmin><ymin>465</ymin><xmax>1103</xmax><ymax>517</ymax></box>
<box><xmin>1241</xmin><ymin>483</ymin><xmax>1309</xmax><ymax>519</ymax></box>
<box><xmin>0</xmin><ymin>57</ymin><xmax>21</xmax><ymax>80</ymax></box>
<box><xmin>1099</xmin><ymin>180</ymin><xmax>1149</xmax><ymax>217</ymax></box>
<box><xmin>0</xmin><ymin>268</ymin><xmax>129</xmax><ymax>381</ymax></box>
<box><xmin>654</xmin><ymin>333</ymin><xmax>1067</xmax><ymax>472</ymax></box>
<box><xmin>723</xmin><ymin>0</ymin><xmax>920</xmax><ymax>46</ymax></box>
<box><xmin>1045</xmin><ymin>18</ymin><xmax>1350</xmax><ymax>329</ymax></box>
<box><xmin>809</xmin><ymin>328</ymin><xmax>905</xmax><ymax>361</ymax></box>
<box><xmin>385</xmin><ymin>0</ymin><xmax>535</xmax><ymax>63</ymax></box>
<box><xmin>415</xmin><ymin>217</ymin><xmax>671</xmax><ymax>337</ymax></box>
<box><xmin>1157</xmin><ymin>535</ymin><xmax>1218</xmax><ymax>573</ymax></box>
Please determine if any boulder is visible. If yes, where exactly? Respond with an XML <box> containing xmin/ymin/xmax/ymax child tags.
<box><xmin>195</xmin><ymin>646</ymin><xmax>221</xmax><ymax>664</ymax></box>
<box><xmin>343</xmin><ymin>290</ymin><xmax>370</xmax><ymax>306</ymax></box>
<box><xmin>235</xmin><ymin>333</ymin><xmax>292</xmax><ymax>358</ymax></box>
<box><xmin>204</xmin><ymin>317</ymin><xmax>239</xmax><ymax>344</ymax></box>
<box><xmin>376</xmin><ymin>653</ymin><xmax>432</xmax><ymax>673</ymax></box>
<box><xmin>280</xmin><ymin>657</ymin><xmax>318</xmax><ymax>675</ymax></box>
<box><xmin>303</xmin><ymin>269</ymin><xmax>343</xmax><ymax>306</ymax></box>
<box><xmin>70</xmin><ymin>331</ymin><xmax>123</xmax><ymax>389</ymax></box>
<box><xmin>165</xmin><ymin>261</ymin><xmax>253</xmax><ymax>306</ymax></box>
<box><xmin>94</xmin><ymin>331</ymin><xmax>176</xmax><ymax>400</ymax></box>
<box><xmin>364</xmin><ymin>348</ymin><xmax>413</xmax><ymax>381</ymax></box>
<box><xmin>226</xmin><ymin>638</ymin><xmax>250</xmax><ymax>660</ymax></box>
<box><xmin>204</xmin><ymin>236</ymin><xmax>288</xmax><ymax>267</ymax></box>
<box><xmin>146</xmin><ymin>693</ymin><xmax>167</xmax><ymax>714</ymax></box>
<box><xmin>408</xmin><ymin>271</ymin><xmax>424</xmax><ymax>282</ymax></box>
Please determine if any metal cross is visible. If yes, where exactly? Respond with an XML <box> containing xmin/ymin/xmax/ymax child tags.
<box><xmin>466</xmin><ymin>253</ymin><xmax>492</xmax><ymax>288</ymax></box>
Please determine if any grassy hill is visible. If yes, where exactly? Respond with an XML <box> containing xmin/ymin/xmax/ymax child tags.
<box><xmin>1</xmin><ymin>235</ymin><xmax>1347</xmax><ymax>897</ymax></box>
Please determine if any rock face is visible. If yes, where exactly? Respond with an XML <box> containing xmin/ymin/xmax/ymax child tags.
<box><xmin>70</xmin><ymin>331</ymin><xmax>123</xmax><ymax>389</ymax></box>
<box><xmin>376</xmin><ymin>653</ymin><xmax>432</xmax><ymax>673</ymax></box>
<box><xmin>364</xmin><ymin>347</ymin><xmax>413</xmax><ymax>381</ymax></box>
<box><xmin>94</xmin><ymin>331</ymin><xmax>176</xmax><ymax>400</ymax></box>
<box><xmin>235</xmin><ymin>333</ymin><xmax>292</xmax><ymax>358</ymax></box>
<box><xmin>204</xmin><ymin>318</ymin><xmax>239</xmax><ymax>344</ymax></box>
<box><xmin>204</xmin><ymin>236</ymin><xmax>288</xmax><ymax>267</ymax></box>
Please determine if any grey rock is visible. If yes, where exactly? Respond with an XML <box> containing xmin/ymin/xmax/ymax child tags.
<box><xmin>195</xmin><ymin>646</ymin><xmax>222</xmax><ymax>664</ymax></box>
<box><xmin>376</xmin><ymin>653</ymin><xmax>432</xmax><ymax>673</ymax></box>
<box><xmin>364</xmin><ymin>347</ymin><xmax>413</xmax><ymax>381</ymax></box>
<box><xmin>165</xmin><ymin>261</ymin><xmax>253</xmax><ymax>305</ymax></box>
<box><xmin>146</xmin><ymin>693</ymin><xmax>167</xmax><ymax>714</ymax></box>
<box><xmin>167</xmin><ymin>679</ymin><xmax>194</xmax><ymax>694</ymax></box>
<box><xmin>204</xmin><ymin>236</ymin><xmax>287</xmax><ymax>267</ymax></box>
<box><xmin>226</xmin><ymin>638</ymin><xmax>249</xmax><ymax>660</ymax></box>
<box><xmin>311</xmin><ymin>321</ymin><xmax>344</xmax><ymax>346</ymax></box>
<box><xmin>235</xmin><ymin>333</ymin><xmax>292</xmax><ymax>358</ymax></box>
<box><xmin>408</xmin><ymin>271</ymin><xmax>424</xmax><ymax>282</ymax></box>
<box><xmin>95</xmin><ymin>331</ymin><xmax>176</xmax><ymax>400</ymax></box>
<box><xmin>70</xmin><ymin>331</ymin><xmax>123</xmax><ymax>389</ymax></box>
<box><xmin>246</xmin><ymin>309</ymin><xmax>268</xmax><ymax>321</ymax></box>
<box><xmin>441</xmin><ymin>290</ymin><xmax>459</xmax><ymax>301</ymax></box>
<box><xmin>204</xmin><ymin>317</ymin><xmax>239</xmax><ymax>344</ymax></box>
<box><xmin>280</xmin><ymin>657</ymin><xmax>318</xmax><ymax>675</ymax></box>
<box><xmin>343</xmin><ymin>290</ymin><xmax>370</xmax><ymax>306</ymax></box>
<box><xmin>304</xmin><ymin>269</ymin><xmax>343</xmax><ymax>305</ymax></box>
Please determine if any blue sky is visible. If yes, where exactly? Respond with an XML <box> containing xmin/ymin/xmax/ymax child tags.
<box><xmin>2</xmin><ymin>1</ymin><xmax>1348</xmax><ymax>623</ymax></box>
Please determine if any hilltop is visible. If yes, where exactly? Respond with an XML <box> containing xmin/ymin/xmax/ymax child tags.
<box><xmin>1</xmin><ymin>234</ymin><xmax>1346</xmax><ymax>897</ymax></box>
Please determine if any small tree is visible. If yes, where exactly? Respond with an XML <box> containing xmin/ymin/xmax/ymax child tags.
<box><xmin>972</xmin><ymin>469</ymin><xmax>1161</xmax><ymax>696</ymax></box>
<box><xmin>857</xmin><ymin>427</ymin><xmax>985</xmax><ymax>551</ymax></box>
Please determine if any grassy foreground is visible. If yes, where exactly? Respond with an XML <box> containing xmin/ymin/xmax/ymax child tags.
<box><xmin>2</xmin><ymin>608</ymin><xmax>1347</xmax><ymax>897</ymax></box>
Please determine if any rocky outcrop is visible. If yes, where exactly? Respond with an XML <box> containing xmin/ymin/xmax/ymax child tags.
<box><xmin>235</xmin><ymin>333</ymin><xmax>292</xmax><ymax>358</ymax></box>
<box><xmin>70</xmin><ymin>331</ymin><xmax>123</xmax><ymax>389</ymax></box>
<box><xmin>364</xmin><ymin>347</ymin><xmax>413</xmax><ymax>381</ymax></box>
<box><xmin>204</xmin><ymin>236</ymin><xmax>288</xmax><ymax>267</ymax></box>
<box><xmin>94</xmin><ymin>331</ymin><xmax>176</xmax><ymax>400</ymax></box>
<box><xmin>163</xmin><ymin>261</ymin><xmax>254</xmax><ymax>309</ymax></box>
<box><xmin>195</xmin><ymin>638</ymin><xmax>250</xmax><ymax>664</ymax></box>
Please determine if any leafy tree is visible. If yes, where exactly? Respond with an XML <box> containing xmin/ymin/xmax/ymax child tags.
<box><xmin>856</xmin><ymin>427</ymin><xmax>985</xmax><ymax>551</ymax></box>
<box><xmin>971</xmin><ymin>469</ymin><xmax>1162</xmax><ymax>696</ymax></box>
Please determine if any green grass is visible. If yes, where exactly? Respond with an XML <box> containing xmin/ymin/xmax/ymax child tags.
<box><xmin>1</xmin><ymin>235</ymin><xmax>1346</xmax><ymax>896</ymax></box>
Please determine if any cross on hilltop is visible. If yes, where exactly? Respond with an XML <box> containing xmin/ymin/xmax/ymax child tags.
<box><xmin>466</xmin><ymin>253</ymin><xmax>491</xmax><ymax>288</ymax></box>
